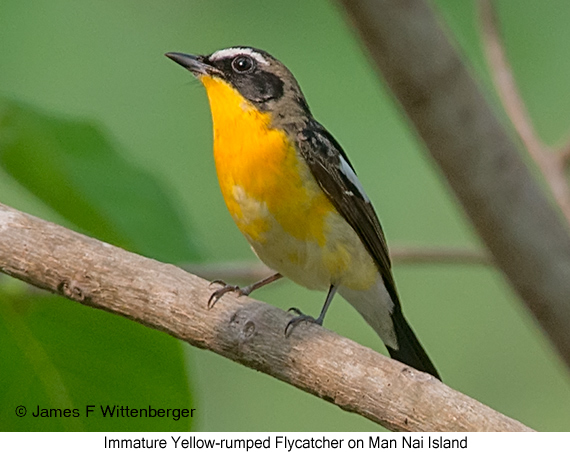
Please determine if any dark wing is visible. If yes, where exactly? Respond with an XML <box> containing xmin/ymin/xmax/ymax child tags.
<box><xmin>295</xmin><ymin>121</ymin><xmax>441</xmax><ymax>379</ymax></box>
<box><xmin>295</xmin><ymin>120</ymin><xmax>401</xmax><ymax>308</ymax></box>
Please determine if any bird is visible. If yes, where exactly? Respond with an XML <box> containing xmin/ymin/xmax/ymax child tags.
<box><xmin>166</xmin><ymin>46</ymin><xmax>440</xmax><ymax>379</ymax></box>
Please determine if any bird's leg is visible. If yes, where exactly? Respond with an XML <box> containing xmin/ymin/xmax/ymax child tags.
<box><xmin>285</xmin><ymin>284</ymin><xmax>338</xmax><ymax>336</ymax></box>
<box><xmin>207</xmin><ymin>273</ymin><xmax>283</xmax><ymax>309</ymax></box>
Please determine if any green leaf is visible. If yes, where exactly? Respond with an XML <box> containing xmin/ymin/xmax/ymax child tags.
<box><xmin>0</xmin><ymin>99</ymin><xmax>198</xmax><ymax>431</ymax></box>
<box><xmin>0</xmin><ymin>97</ymin><xmax>200</xmax><ymax>263</ymax></box>
<box><xmin>0</xmin><ymin>289</ymin><xmax>194</xmax><ymax>431</ymax></box>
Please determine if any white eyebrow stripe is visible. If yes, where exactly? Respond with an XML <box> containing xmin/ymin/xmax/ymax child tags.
<box><xmin>210</xmin><ymin>47</ymin><xmax>269</xmax><ymax>65</ymax></box>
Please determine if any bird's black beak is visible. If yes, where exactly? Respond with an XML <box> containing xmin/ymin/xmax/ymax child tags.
<box><xmin>165</xmin><ymin>52</ymin><xmax>212</xmax><ymax>76</ymax></box>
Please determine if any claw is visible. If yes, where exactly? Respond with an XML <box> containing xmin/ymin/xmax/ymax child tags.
<box><xmin>207</xmin><ymin>281</ymin><xmax>242</xmax><ymax>309</ymax></box>
<box><xmin>207</xmin><ymin>273</ymin><xmax>283</xmax><ymax>309</ymax></box>
<box><xmin>210</xmin><ymin>279</ymin><xmax>227</xmax><ymax>287</ymax></box>
<box><xmin>284</xmin><ymin>308</ymin><xmax>321</xmax><ymax>337</ymax></box>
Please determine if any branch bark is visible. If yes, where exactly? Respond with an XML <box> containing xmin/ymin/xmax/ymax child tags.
<box><xmin>0</xmin><ymin>202</ymin><xmax>531</xmax><ymax>431</ymax></box>
<box><xmin>337</xmin><ymin>0</ymin><xmax>570</xmax><ymax>369</ymax></box>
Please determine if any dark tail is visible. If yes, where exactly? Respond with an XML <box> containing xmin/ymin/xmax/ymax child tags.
<box><xmin>387</xmin><ymin>308</ymin><xmax>441</xmax><ymax>380</ymax></box>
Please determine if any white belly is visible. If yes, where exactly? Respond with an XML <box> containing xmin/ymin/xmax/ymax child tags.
<box><xmin>230</xmin><ymin>185</ymin><xmax>378</xmax><ymax>292</ymax></box>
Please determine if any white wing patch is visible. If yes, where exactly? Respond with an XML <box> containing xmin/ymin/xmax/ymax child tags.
<box><xmin>210</xmin><ymin>47</ymin><xmax>269</xmax><ymax>65</ymax></box>
<box><xmin>339</xmin><ymin>155</ymin><xmax>370</xmax><ymax>203</ymax></box>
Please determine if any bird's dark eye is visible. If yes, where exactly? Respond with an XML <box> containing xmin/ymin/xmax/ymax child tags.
<box><xmin>231</xmin><ymin>55</ymin><xmax>254</xmax><ymax>73</ymax></box>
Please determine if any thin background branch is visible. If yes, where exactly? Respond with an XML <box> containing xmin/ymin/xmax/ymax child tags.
<box><xmin>0</xmin><ymin>202</ymin><xmax>532</xmax><ymax>432</ymax></box>
<box><xmin>479</xmin><ymin>0</ymin><xmax>570</xmax><ymax>225</ymax></box>
<box><xmin>184</xmin><ymin>247</ymin><xmax>491</xmax><ymax>284</ymax></box>
<box><xmin>337</xmin><ymin>0</ymin><xmax>570</xmax><ymax>369</ymax></box>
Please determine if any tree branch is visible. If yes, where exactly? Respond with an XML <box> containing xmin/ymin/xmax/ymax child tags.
<box><xmin>337</xmin><ymin>0</ymin><xmax>570</xmax><ymax>370</ymax></box>
<box><xmin>560</xmin><ymin>143</ymin><xmax>570</xmax><ymax>166</ymax></box>
<box><xmin>479</xmin><ymin>0</ymin><xmax>570</xmax><ymax>225</ymax></box>
<box><xmin>184</xmin><ymin>248</ymin><xmax>491</xmax><ymax>283</ymax></box>
<box><xmin>0</xmin><ymin>202</ymin><xmax>531</xmax><ymax>431</ymax></box>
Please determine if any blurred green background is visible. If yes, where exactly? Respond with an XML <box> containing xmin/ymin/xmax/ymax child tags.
<box><xmin>1</xmin><ymin>0</ymin><xmax>569</xmax><ymax>432</ymax></box>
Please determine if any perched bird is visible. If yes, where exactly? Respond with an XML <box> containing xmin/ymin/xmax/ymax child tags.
<box><xmin>166</xmin><ymin>47</ymin><xmax>440</xmax><ymax>379</ymax></box>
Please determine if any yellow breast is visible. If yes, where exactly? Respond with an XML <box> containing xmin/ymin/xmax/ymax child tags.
<box><xmin>201</xmin><ymin>76</ymin><xmax>333</xmax><ymax>245</ymax></box>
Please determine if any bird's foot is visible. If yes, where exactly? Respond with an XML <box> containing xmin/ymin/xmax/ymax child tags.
<box><xmin>207</xmin><ymin>280</ymin><xmax>251</xmax><ymax>309</ymax></box>
<box><xmin>285</xmin><ymin>307</ymin><xmax>322</xmax><ymax>336</ymax></box>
